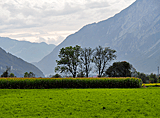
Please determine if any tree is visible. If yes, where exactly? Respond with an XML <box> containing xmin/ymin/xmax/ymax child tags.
<box><xmin>149</xmin><ymin>73</ymin><xmax>157</xmax><ymax>83</ymax></box>
<box><xmin>1</xmin><ymin>66</ymin><xmax>10</xmax><ymax>77</ymax></box>
<box><xmin>55</xmin><ymin>45</ymin><xmax>81</xmax><ymax>78</ymax></box>
<box><xmin>137</xmin><ymin>72</ymin><xmax>149</xmax><ymax>83</ymax></box>
<box><xmin>93</xmin><ymin>46</ymin><xmax>116</xmax><ymax>77</ymax></box>
<box><xmin>9</xmin><ymin>73</ymin><xmax>15</xmax><ymax>77</ymax></box>
<box><xmin>24</xmin><ymin>72</ymin><xmax>29</xmax><ymax>77</ymax></box>
<box><xmin>28</xmin><ymin>72</ymin><xmax>35</xmax><ymax>78</ymax></box>
<box><xmin>105</xmin><ymin>61</ymin><xmax>135</xmax><ymax>77</ymax></box>
<box><xmin>52</xmin><ymin>74</ymin><xmax>61</xmax><ymax>78</ymax></box>
<box><xmin>24</xmin><ymin>72</ymin><xmax>35</xmax><ymax>78</ymax></box>
<box><xmin>80</xmin><ymin>47</ymin><xmax>94</xmax><ymax>77</ymax></box>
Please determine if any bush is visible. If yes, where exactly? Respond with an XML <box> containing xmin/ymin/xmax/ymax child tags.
<box><xmin>0</xmin><ymin>77</ymin><xmax>142</xmax><ymax>89</ymax></box>
<box><xmin>52</xmin><ymin>74</ymin><xmax>61</xmax><ymax>78</ymax></box>
<box><xmin>9</xmin><ymin>73</ymin><xmax>15</xmax><ymax>77</ymax></box>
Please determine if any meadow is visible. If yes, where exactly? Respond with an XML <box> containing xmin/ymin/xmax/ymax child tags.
<box><xmin>0</xmin><ymin>88</ymin><xmax>160</xmax><ymax>118</ymax></box>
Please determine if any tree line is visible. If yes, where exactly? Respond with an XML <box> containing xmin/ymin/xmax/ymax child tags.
<box><xmin>54</xmin><ymin>45</ymin><xmax>160</xmax><ymax>83</ymax></box>
<box><xmin>0</xmin><ymin>66</ymin><xmax>35</xmax><ymax>78</ymax></box>
<box><xmin>55</xmin><ymin>45</ymin><xmax>116</xmax><ymax>77</ymax></box>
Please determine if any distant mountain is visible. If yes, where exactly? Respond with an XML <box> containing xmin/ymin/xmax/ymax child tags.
<box><xmin>36</xmin><ymin>0</ymin><xmax>160</xmax><ymax>75</ymax></box>
<box><xmin>0</xmin><ymin>47</ymin><xmax>44</xmax><ymax>77</ymax></box>
<box><xmin>0</xmin><ymin>37</ymin><xmax>56</xmax><ymax>63</ymax></box>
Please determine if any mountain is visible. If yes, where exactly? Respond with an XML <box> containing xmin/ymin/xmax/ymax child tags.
<box><xmin>0</xmin><ymin>37</ymin><xmax>56</xmax><ymax>63</ymax></box>
<box><xmin>36</xmin><ymin>0</ymin><xmax>160</xmax><ymax>75</ymax></box>
<box><xmin>0</xmin><ymin>47</ymin><xmax>44</xmax><ymax>77</ymax></box>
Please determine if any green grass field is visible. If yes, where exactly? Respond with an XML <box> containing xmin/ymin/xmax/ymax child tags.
<box><xmin>0</xmin><ymin>88</ymin><xmax>160</xmax><ymax>118</ymax></box>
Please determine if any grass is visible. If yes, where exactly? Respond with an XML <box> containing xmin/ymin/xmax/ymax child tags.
<box><xmin>0</xmin><ymin>88</ymin><xmax>160</xmax><ymax>118</ymax></box>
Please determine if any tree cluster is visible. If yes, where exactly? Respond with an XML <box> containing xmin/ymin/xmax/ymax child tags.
<box><xmin>105</xmin><ymin>61</ymin><xmax>137</xmax><ymax>77</ymax></box>
<box><xmin>105</xmin><ymin>62</ymin><xmax>159</xmax><ymax>83</ymax></box>
<box><xmin>24</xmin><ymin>72</ymin><xmax>35</xmax><ymax>78</ymax></box>
<box><xmin>55</xmin><ymin>45</ymin><xmax>116</xmax><ymax>78</ymax></box>
<box><xmin>55</xmin><ymin>45</ymin><xmax>159</xmax><ymax>82</ymax></box>
<box><xmin>137</xmin><ymin>72</ymin><xmax>159</xmax><ymax>83</ymax></box>
<box><xmin>0</xmin><ymin>67</ymin><xmax>36</xmax><ymax>78</ymax></box>
<box><xmin>1</xmin><ymin>66</ymin><xmax>15</xmax><ymax>77</ymax></box>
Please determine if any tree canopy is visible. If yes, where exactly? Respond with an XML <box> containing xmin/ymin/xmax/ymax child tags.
<box><xmin>93</xmin><ymin>46</ymin><xmax>116</xmax><ymax>77</ymax></box>
<box><xmin>80</xmin><ymin>47</ymin><xmax>94</xmax><ymax>77</ymax></box>
<box><xmin>55</xmin><ymin>45</ymin><xmax>81</xmax><ymax>78</ymax></box>
<box><xmin>105</xmin><ymin>61</ymin><xmax>134</xmax><ymax>77</ymax></box>
<box><xmin>55</xmin><ymin>45</ymin><xmax>116</xmax><ymax>77</ymax></box>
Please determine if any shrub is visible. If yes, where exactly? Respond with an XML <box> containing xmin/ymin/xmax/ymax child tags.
<box><xmin>0</xmin><ymin>77</ymin><xmax>142</xmax><ymax>89</ymax></box>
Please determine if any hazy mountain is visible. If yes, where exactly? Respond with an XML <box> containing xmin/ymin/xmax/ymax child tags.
<box><xmin>0</xmin><ymin>47</ymin><xmax>44</xmax><ymax>77</ymax></box>
<box><xmin>0</xmin><ymin>37</ymin><xmax>56</xmax><ymax>63</ymax></box>
<box><xmin>36</xmin><ymin>0</ymin><xmax>160</xmax><ymax>75</ymax></box>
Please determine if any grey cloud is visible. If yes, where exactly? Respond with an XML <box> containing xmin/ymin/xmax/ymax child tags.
<box><xmin>47</xmin><ymin>36</ymin><xmax>64</xmax><ymax>45</ymax></box>
<box><xmin>0</xmin><ymin>0</ymin><xmax>136</xmax><ymax>45</ymax></box>
<box><xmin>85</xmin><ymin>1</ymin><xmax>110</xmax><ymax>9</ymax></box>
<box><xmin>41</xmin><ymin>2</ymin><xmax>82</xmax><ymax>17</ymax></box>
<box><xmin>37</xmin><ymin>37</ymin><xmax>46</xmax><ymax>42</ymax></box>
<box><xmin>9</xmin><ymin>33</ymin><xmax>34</xmax><ymax>38</ymax></box>
<box><xmin>2</xmin><ymin>3</ymin><xmax>37</xmax><ymax>17</ymax></box>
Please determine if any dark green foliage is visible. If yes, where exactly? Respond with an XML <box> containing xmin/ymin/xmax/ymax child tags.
<box><xmin>9</xmin><ymin>73</ymin><xmax>15</xmax><ymax>77</ymax></box>
<box><xmin>28</xmin><ymin>72</ymin><xmax>35</xmax><ymax>78</ymax></box>
<box><xmin>1</xmin><ymin>66</ymin><xmax>10</xmax><ymax>77</ymax></box>
<box><xmin>24</xmin><ymin>72</ymin><xmax>35</xmax><ymax>78</ymax></box>
<box><xmin>0</xmin><ymin>78</ymin><xmax>142</xmax><ymax>89</ymax></box>
<box><xmin>93</xmin><ymin>46</ymin><xmax>116</xmax><ymax>77</ymax></box>
<box><xmin>24</xmin><ymin>72</ymin><xmax>29</xmax><ymax>77</ymax></box>
<box><xmin>55</xmin><ymin>45</ymin><xmax>116</xmax><ymax>78</ymax></box>
<box><xmin>149</xmin><ymin>73</ymin><xmax>157</xmax><ymax>83</ymax></box>
<box><xmin>52</xmin><ymin>74</ymin><xmax>61</xmax><ymax>78</ymax></box>
<box><xmin>105</xmin><ymin>61</ymin><xmax>135</xmax><ymax>77</ymax></box>
<box><xmin>55</xmin><ymin>45</ymin><xmax>81</xmax><ymax>78</ymax></box>
<box><xmin>137</xmin><ymin>72</ymin><xmax>149</xmax><ymax>83</ymax></box>
<box><xmin>1</xmin><ymin>71</ymin><xmax>8</xmax><ymax>77</ymax></box>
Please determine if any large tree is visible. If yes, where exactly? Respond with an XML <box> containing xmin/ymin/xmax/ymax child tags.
<box><xmin>105</xmin><ymin>61</ymin><xmax>135</xmax><ymax>77</ymax></box>
<box><xmin>93</xmin><ymin>46</ymin><xmax>116</xmax><ymax>77</ymax></box>
<box><xmin>55</xmin><ymin>45</ymin><xmax>81</xmax><ymax>78</ymax></box>
<box><xmin>80</xmin><ymin>47</ymin><xmax>94</xmax><ymax>77</ymax></box>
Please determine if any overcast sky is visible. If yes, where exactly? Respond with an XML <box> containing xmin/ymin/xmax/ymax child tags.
<box><xmin>0</xmin><ymin>0</ymin><xmax>136</xmax><ymax>45</ymax></box>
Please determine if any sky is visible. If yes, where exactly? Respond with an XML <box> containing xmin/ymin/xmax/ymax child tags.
<box><xmin>0</xmin><ymin>0</ymin><xmax>136</xmax><ymax>45</ymax></box>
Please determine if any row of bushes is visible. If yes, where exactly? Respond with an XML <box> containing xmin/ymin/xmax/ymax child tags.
<box><xmin>0</xmin><ymin>77</ymin><xmax>142</xmax><ymax>89</ymax></box>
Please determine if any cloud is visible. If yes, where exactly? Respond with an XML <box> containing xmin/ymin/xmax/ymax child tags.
<box><xmin>36</xmin><ymin>37</ymin><xmax>46</xmax><ymax>42</ymax></box>
<box><xmin>0</xmin><ymin>0</ymin><xmax>136</xmax><ymax>45</ymax></box>
<box><xmin>47</xmin><ymin>36</ymin><xmax>64</xmax><ymax>45</ymax></box>
<box><xmin>85</xmin><ymin>1</ymin><xmax>110</xmax><ymax>9</ymax></box>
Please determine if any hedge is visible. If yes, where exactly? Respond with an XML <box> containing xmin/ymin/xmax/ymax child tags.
<box><xmin>0</xmin><ymin>77</ymin><xmax>142</xmax><ymax>89</ymax></box>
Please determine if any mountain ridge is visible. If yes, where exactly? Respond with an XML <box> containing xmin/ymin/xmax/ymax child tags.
<box><xmin>0</xmin><ymin>37</ymin><xmax>56</xmax><ymax>63</ymax></box>
<box><xmin>36</xmin><ymin>0</ymin><xmax>160</xmax><ymax>75</ymax></box>
<box><xmin>0</xmin><ymin>47</ymin><xmax>44</xmax><ymax>77</ymax></box>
